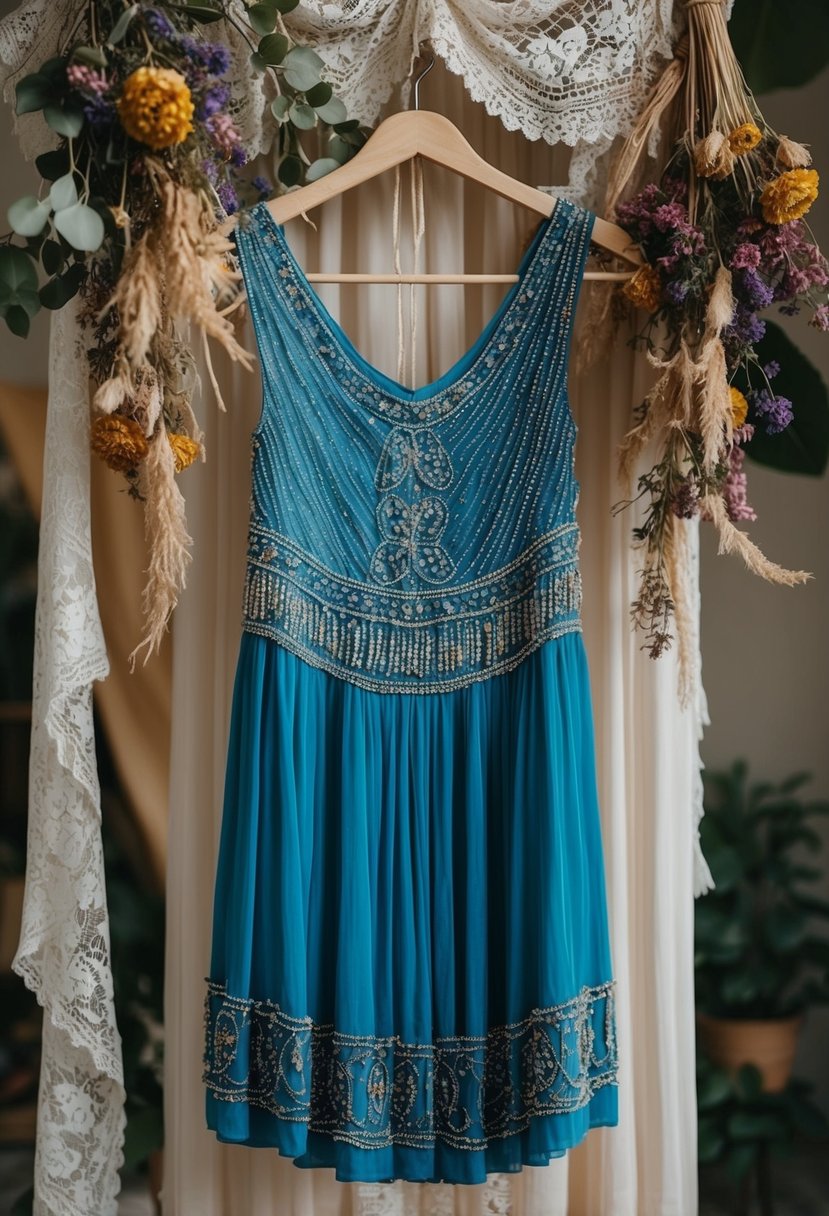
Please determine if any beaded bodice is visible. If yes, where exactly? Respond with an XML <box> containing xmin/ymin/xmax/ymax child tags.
<box><xmin>235</xmin><ymin>198</ymin><xmax>595</xmax><ymax>693</ymax></box>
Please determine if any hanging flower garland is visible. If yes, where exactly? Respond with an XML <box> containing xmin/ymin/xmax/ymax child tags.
<box><xmin>0</xmin><ymin>0</ymin><xmax>367</xmax><ymax>661</ymax></box>
<box><xmin>607</xmin><ymin>2</ymin><xmax>826</xmax><ymax>676</ymax></box>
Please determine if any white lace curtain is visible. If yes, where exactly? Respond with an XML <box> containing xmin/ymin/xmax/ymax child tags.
<box><xmin>0</xmin><ymin>4</ymin><xmax>703</xmax><ymax>1215</ymax></box>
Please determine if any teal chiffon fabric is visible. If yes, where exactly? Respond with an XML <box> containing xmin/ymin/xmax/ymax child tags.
<box><xmin>206</xmin><ymin>632</ymin><xmax>617</xmax><ymax>1183</ymax></box>
<box><xmin>204</xmin><ymin>199</ymin><xmax>618</xmax><ymax>1184</ymax></box>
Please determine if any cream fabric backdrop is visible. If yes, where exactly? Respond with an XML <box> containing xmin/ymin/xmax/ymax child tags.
<box><xmin>164</xmin><ymin>66</ymin><xmax>700</xmax><ymax>1216</ymax></box>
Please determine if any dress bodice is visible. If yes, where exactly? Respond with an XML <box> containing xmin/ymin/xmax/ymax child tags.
<box><xmin>234</xmin><ymin>198</ymin><xmax>595</xmax><ymax>693</ymax></box>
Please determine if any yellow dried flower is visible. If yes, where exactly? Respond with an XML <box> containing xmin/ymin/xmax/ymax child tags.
<box><xmin>760</xmin><ymin>168</ymin><xmax>820</xmax><ymax>225</ymax></box>
<box><xmin>622</xmin><ymin>265</ymin><xmax>662</xmax><ymax>313</ymax></box>
<box><xmin>728</xmin><ymin>123</ymin><xmax>763</xmax><ymax>156</ymax></box>
<box><xmin>91</xmin><ymin>414</ymin><xmax>149</xmax><ymax>472</ymax></box>
<box><xmin>168</xmin><ymin>432</ymin><xmax>201</xmax><ymax>473</ymax></box>
<box><xmin>117</xmin><ymin>67</ymin><xmax>194</xmax><ymax>150</ymax></box>
<box><xmin>729</xmin><ymin>386</ymin><xmax>749</xmax><ymax>429</ymax></box>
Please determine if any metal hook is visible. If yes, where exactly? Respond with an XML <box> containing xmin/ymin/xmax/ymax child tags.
<box><xmin>412</xmin><ymin>49</ymin><xmax>435</xmax><ymax>111</ymax></box>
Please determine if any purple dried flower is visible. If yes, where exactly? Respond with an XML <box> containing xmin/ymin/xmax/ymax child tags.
<box><xmin>197</xmin><ymin>81</ymin><xmax>230</xmax><ymax>119</ymax></box>
<box><xmin>205</xmin><ymin>44</ymin><xmax>231</xmax><ymax>75</ymax></box>
<box><xmin>730</xmin><ymin>242</ymin><xmax>761</xmax><ymax>271</ymax></box>
<box><xmin>810</xmin><ymin>303</ymin><xmax>829</xmax><ymax>331</ymax></box>
<box><xmin>144</xmin><ymin>8</ymin><xmax>175</xmax><ymax>38</ymax></box>
<box><xmin>665</xmin><ymin>279</ymin><xmax>690</xmax><ymax>306</ymax></box>
<box><xmin>763</xmin><ymin>360</ymin><xmax>781</xmax><ymax>380</ymax></box>
<box><xmin>252</xmin><ymin>175</ymin><xmax>271</xmax><ymax>198</ymax></box>
<box><xmin>751</xmin><ymin>388</ymin><xmax>794</xmax><ymax>434</ymax></box>
<box><xmin>83</xmin><ymin>94</ymin><xmax>115</xmax><ymax>129</ymax></box>
<box><xmin>217</xmin><ymin>180</ymin><xmax>239</xmax><ymax>214</ymax></box>
<box><xmin>738</xmin><ymin>267</ymin><xmax>775</xmax><ymax>311</ymax></box>
<box><xmin>726</xmin><ymin>304</ymin><xmax>766</xmax><ymax>348</ymax></box>
<box><xmin>202</xmin><ymin>158</ymin><xmax>219</xmax><ymax>185</ymax></box>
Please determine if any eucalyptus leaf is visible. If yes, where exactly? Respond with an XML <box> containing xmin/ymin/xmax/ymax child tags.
<box><xmin>248</xmin><ymin>3</ymin><xmax>277</xmax><ymax>35</ymax></box>
<box><xmin>5</xmin><ymin>305</ymin><xmax>31</xmax><ymax>337</ymax></box>
<box><xmin>282</xmin><ymin>45</ymin><xmax>324</xmax><ymax>91</ymax></box>
<box><xmin>107</xmin><ymin>4</ymin><xmax>139</xmax><ymax>45</ymax></box>
<box><xmin>53</xmin><ymin>202</ymin><xmax>105</xmax><ymax>252</ymax></box>
<box><xmin>333</xmin><ymin>119</ymin><xmax>361</xmax><ymax>134</ymax></box>
<box><xmin>304</xmin><ymin>157</ymin><xmax>341</xmax><ymax>183</ymax></box>
<box><xmin>181</xmin><ymin>4</ymin><xmax>224</xmax><ymax>22</ymax></box>
<box><xmin>0</xmin><ymin>245</ymin><xmax>39</xmax><ymax>293</ymax></box>
<box><xmin>271</xmin><ymin>96</ymin><xmax>291</xmax><ymax>122</ymax></box>
<box><xmin>273</xmin><ymin>0</ymin><xmax>300</xmax><ymax>10</ymax></box>
<box><xmin>39</xmin><ymin>262</ymin><xmax>85</xmax><ymax>310</ymax></box>
<box><xmin>44</xmin><ymin>101</ymin><xmax>84</xmax><ymax>139</ymax></box>
<box><xmin>315</xmin><ymin>97</ymin><xmax>347</xmax><ymax>126</ymax></box>
<box><xmin>277</xmin><ymin>155</ymin><xmax>302</xmax><ymax>187</ymax></box>
<box><xmin>36</xmin><ymin>148</ymin><xmax>71</xmax><ymax>181</ymax></box>
<box><xmin>327</xmin><ymin>136</ymin><xmax>351</xmax><ymax>165</ymax></box>
<box><xmin>15</xmin><ymin>72</ymin><xmax>54</xmax><ymax>115</ymax></box>
<box><xmin>7</xmin><ymin>196</ymin><xmax>51</xmax><ymax>238</ymax></box>
<box><xmin>305</xmin><ymin>81</ymin><xmax>333</xmax><ymax>108</ymax></box>
<box><xmin>14</xmin><ymin>287</ymin><xmax>43</xmax><ymax>317</ymax></box>
<box><xmin>289</xmin><ymin>102</ymin><xmax>317</xmax><ymax>130</ymax></box>
<box><xmin>742</xmin><ymin>321</ymin><xmax>829</xmax><ymax>476</ymax></box>
<box><xmin>73</xmin><ymin>45</ymin><xmax>109</xmax><ymax>68</ymax></box>
<box><xmin>41</xmin><ymin>240</ymin><xmax>64</xmax><ymax>276</ymax></box>
<box><xmin>249</xmin><ymin>53</ymin><xmax>267</xmax><ymax>74</ymax></box>
<box><xmin>50</xmin><ymin>173</ymin><xmax>79</xmax><ymax>212</ymax></box>
<box><xmin>729</xmin><ymin>0</ymin><xmax>829</xmax><ymax>93</ymax></box>
<box><xmin>258</xmin><ymin>33</ymin><xmax>288</xmax><ymax>64</ymax></box>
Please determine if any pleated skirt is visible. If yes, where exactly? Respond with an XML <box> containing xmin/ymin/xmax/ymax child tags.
<box><xmin>204</xmin><ymin>629</ymin><xmax>618</xmax><ymax>1184</ymax></box>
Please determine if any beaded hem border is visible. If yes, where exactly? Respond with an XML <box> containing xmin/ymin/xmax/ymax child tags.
<box><xmin>204</xmin><ymin>979</ymin><xmax>618</xmax><ymax>1152</ymax></box>
<box><xmin>243</xmin><ymin>523</ymin><xmax>583</xmax><ymax>692</ymax></box>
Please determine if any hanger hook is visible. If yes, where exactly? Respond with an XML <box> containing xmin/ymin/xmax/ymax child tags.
<box><xmin>412</xmin><ymin>48</ymin><xmax>435</xmax><ymax>111</ymax></box>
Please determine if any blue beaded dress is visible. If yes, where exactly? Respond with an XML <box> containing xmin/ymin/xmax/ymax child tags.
<box><xmin>203</xmin><ymin>198</ymin><xmax>618</xmax><ymax>1185</ymax></box>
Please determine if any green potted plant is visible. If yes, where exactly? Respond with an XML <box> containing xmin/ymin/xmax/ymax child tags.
<box><xmin>695</xmin><ymin>761</ymin><xmax>829</xmax><ymax>1088</ymax></box>
<box><xmin>697</xmin><ymin>1055</ymin><xmax>828</xmax><ymax>1214</ymax></box>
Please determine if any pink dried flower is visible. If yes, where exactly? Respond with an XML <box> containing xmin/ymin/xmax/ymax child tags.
<box><xmin>730</xmin><ymin>242</ymin><xmax>761</xmax><ymax>270</ymax></box>
<box><xmin>810</xmin><ymin>303</ymin><xmax>829</xmax><ymax>331</ymax></box>
<box><xmin>66</xmin><ymin>63</ymin><xmax>109</xmax><ymax>95</ymax></box>
<box><xmin>206</xmin><ymin>112</ymin><xmax>242</xmax><ymax>157</ymax></box>
<box><xmin>723</xmin><ymin>427</ymin><xmax>757</xmax><ymax>523</ymax></box>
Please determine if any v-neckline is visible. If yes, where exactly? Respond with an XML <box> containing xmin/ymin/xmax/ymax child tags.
<box><xmin>253</xmin><ymin>199</ymin><xmax>572</xmax><ymax>406</ymax></box>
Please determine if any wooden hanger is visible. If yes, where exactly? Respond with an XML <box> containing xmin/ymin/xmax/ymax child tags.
<box><xmin>230</xmin><ymin>55</ymin><xmax>642</xmax><ymax>284</ymax></box>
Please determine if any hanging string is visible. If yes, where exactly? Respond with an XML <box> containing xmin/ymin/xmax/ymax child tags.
<box><xmin>409</xmin><ymin>158</ymin><xmax>426</xmax><ymax>389</ymax></box>
<box><xmin>392</xmin><ymin>164</ymin><xmax>405</xmax><ymax>384</ymax></box>
<box><xmin>392</xmin><ymin>160</ymin><xmax>426</xmax><ymax>388</ymax></box>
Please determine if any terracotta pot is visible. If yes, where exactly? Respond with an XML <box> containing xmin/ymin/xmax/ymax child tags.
<box><xmin>697</xmin><ymin>1011</ymin><xmax>803</xmax><ymax>1092</ymax></box>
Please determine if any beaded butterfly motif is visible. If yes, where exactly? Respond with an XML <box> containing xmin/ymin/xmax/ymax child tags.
<box><xmin>369</xmin><ymin>494</ymin><xmax>456</xmax><ymax>585</ymax></box>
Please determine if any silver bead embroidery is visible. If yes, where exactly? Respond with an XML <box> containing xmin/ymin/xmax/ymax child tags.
<box><xmin>203</xmin><ymin>979</ymin><xmax>617</xmax><ymax>1151</ymax></box>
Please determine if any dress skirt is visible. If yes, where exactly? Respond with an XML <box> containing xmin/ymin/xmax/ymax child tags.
<box><xmin>204</xmin><ymin>629</ymin><xmax>618</xmax><ymax>1184</ymax></box>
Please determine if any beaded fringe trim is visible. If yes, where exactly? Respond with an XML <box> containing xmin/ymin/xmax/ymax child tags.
<box><xmin>204</xmin><ymin>979</ymin><xmax>617</xmax><ymax>1152</ymax></box>
<box><xmin>242</xmin><ymin>526</ymin><xmax>583</xmax><ymax>693</ymax></box>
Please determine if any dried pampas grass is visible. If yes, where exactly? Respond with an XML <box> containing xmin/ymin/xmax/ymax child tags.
<box><xmin>130</xmin><ymin>427</ymin><xmax>193</xmax><ymax>667</ymax></box>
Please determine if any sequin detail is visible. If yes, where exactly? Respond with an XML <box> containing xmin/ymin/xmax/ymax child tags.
<box><xmin>203</xmin><ymin>980</ymin><xmax>617</xmax><ymax>1151</ymax></box>
<box><xmin>244</xmin><ymin>523</ymin><xmax>581</xmax><ymax>693</ymax></box>
<box><xmin>235</xmin><ymin>198</ymin><xmax>596</xmax><ymax>693</ymax></box>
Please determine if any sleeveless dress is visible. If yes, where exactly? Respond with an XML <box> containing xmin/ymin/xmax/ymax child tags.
<box><xmin>203</xmin><ymin>198</ymin><xmax>618</xmax><ymax>1185</ymax></box>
